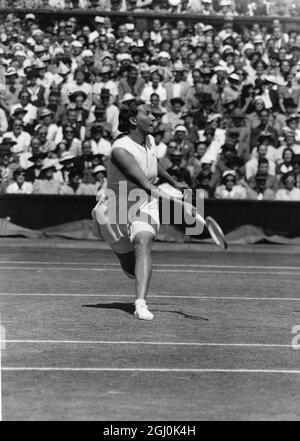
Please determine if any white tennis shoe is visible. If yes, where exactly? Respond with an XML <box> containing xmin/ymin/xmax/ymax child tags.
<box><xmin>134</xmin><ymin>300</ymin><xmax>153</xmax><ymax>321</ymax></box>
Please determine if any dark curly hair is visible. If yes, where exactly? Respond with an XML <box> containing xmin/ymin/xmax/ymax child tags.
<box><xmin>117</xmin><ymin>99</ymin><xmax>145</xmax><ymax>134</ymax></box>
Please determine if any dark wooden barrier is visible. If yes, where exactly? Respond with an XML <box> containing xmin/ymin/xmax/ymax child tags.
<box><xmin>0</xmin><ymin>195</ymin><xmax>299</xmax><ymax>237</ymax></box>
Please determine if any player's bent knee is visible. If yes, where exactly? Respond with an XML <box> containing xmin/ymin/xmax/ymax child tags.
<box><xmin>133</xmin><ymin>232</ymin><xmax>154</xmax><ymax>252</ymax></box>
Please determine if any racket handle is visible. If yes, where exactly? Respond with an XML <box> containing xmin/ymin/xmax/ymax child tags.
<box><xmin>183</xmin><ymin>202</ymin><xmax>206</xmax><ymax>227</ymax></box>
<box><xmin>195</xmin><ymin>212</ymin><xmax>206</xmax><ymax>227</ymax></box>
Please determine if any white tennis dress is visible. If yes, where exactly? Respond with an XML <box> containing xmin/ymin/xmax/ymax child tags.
<box><xmin>92</xmin><ymin>134</ymin><xmax>160</xmax><ymax>254</ymax></box>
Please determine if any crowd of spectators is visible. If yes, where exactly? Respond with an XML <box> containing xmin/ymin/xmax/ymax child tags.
<box><xmin>1</xmin><ymin>1</ymin><xmax>300</xmax><ymax>17</ymax></box>
<box><xmin>1</xmin><ymin>12</ymin><xmax>300</xmax><ymax>201</ymax></box>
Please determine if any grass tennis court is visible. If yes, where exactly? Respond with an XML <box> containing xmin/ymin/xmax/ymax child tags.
<box><xmin>1</xmin><ymin>239</ymin><xmax>300</xmax><ymax>421</ymax></box>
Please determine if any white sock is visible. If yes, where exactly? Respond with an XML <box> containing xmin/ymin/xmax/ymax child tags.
<box><xmin>135</xmin><ymin>299</ymin><xmax>146</xmax><ymax>307</ymax></box>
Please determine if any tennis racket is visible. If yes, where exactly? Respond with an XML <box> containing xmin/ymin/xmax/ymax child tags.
<box><xmin>158</xmin><ymin>183</ymin><xmax>228</xmax><ymax>250</ymax></box>
<box><xmin>203</xmin><ymin>216</ymin><xmax>228</xmax><ymax>250</ymax></box>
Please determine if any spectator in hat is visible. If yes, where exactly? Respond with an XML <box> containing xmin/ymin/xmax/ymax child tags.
<box><xmin>275</xmin><ymin>147</ymin><xmax>294</xmax><ymax>178</ymax></box>
<box><xmin>149</xmin><ymin>93</ymin><xmax>167</xmax><ymax>115</ymax></box>
<box><xmin>4</xmin><ymin>119</ymin><xmax>31</xmax><ymax>155</ymax></box>
<box><xmin>276</xmin><ymin>130</ymin><xmax>300</xmax><ymax>160</ymax></box>
<box><xmin>246</xmin><ymin>96</ymin><xmax>266</xmax><ymax>129</ymax></box>
<box><xmin>194</xmin><ymin>92</ymin><xmax>217</xmax><ymax>129</ymax></box>
<box><xmin>250</xmin><ymin>131</ymin><xmax>278</xmax><ymax>162</ymax></box>
<box><xmin>247</xmin><ymin>0</ymin><xmax>268</xmax><ymax>16</ymax></box>
<box><xmin>211</xmin><ymin>142</ymin><xmax>241</xmax><ymax>187</ymax></box>
<box><xmin>118</xmin><ymin>65</ymin><xmax>145</xmax><ymax>102</ymax></box>
<box><xmin>198</xmin><ymin>0</ymin><xmax>215</xmax><ymax>15</ymax></box>
<box><xmin>35</xmin><ymin>61</ymin><xmax>56</xmax><ymax>96</ymax></box>
<box><xmin>150</xmin><ymin>104</ymin><xmax>172</xmax><ymax>143</ymax></box>
<box><xmin>78</xmin><ymin>168</ymin><xmax>98</xmax><ymax>195</ymax></box>
<box><xmin>150</xmin><ymin>18</ymin><xmax>162</xmax><ymax>45</ymax></box>
<box><xmin>25</xmin><ymin>151</ymin><xmax>47</xmax><ymax>183</ymax></box>
<box><xmin>53</xmin><ymin>140</ymin><xmax>68</xmax><ymax>160</ymax></box>
<box><xmin>61</xmin><ymin>68</ymin><xmax>92</xmax><ymax>109</ymax></box>
<box><xmin>192</xmin><ymin>163</ymin><xmax>214</xmax><ymax>198</ymax></box>
<box><xmin>173</xmin><ymin>124</ymin><xmax>194</xmax><ymax>160</ymax></box>
<box><xmin>39</xmin><ymin>108</ymin><xmax>58</xmax><ymax>144</ymax></box>
<box><xmin>59</xmin><ymin>151</ymin><xmax>77</xmax><ymax>183</ymax></box>
<box><xmin>73</xmin><ymin>139</ymin><xmax>94</xmax><ymax>172</ymax></box>
<box><xmin>226</xmin><ymin>109</ymin><xmax>251</xmax><ymax>161</ymax></box>
<box><xmin>278</xmin><ymin>72</ymin><xmax>300</xmax><ymax>113</ymax></box>
<box><xmin>185</xmin><ymin>65</ymin><xmax>201</xmax><ymax>88</ymax></box>
<box><xmin>6</xmin><ymin>167</ymin><xmax>33</xmax><ymax>194</ymax></box>
<box><xmin>214</xmin><ymin>170</ymin><xmax>246</xmax><ymax>199</ymax></box>
<box><xmin>16</xmin><ymin>134</ymin><xmax>41</xmax><ymax>170</ymax></box>
<box><xmin>90</xmin><ymin>88</ymin><xmax>120</xmax><ymax>138</ymax></box>
<box><xmin>156</xmin><ymin>51</ymin><xmax>173</xmax><ymax>82</ymax></box>
<box><xmin>222</xmin><ymin>96</ymin><xmax>239</xmax><ymax>120</ymax></box>
<box><xmin>250</xmin><ymin>109</ymin><xmax>279</xmax><ymax>151</ymax></box>
<box><xmin>164</xmin><ymin>62</ymin><xmax>190</xmax><ymax>103</ymax></box>
<box><xmin>259</xmin><ymin>76</ymin><xmax>281</xmax><ymax>112</ymax></box>
<box><xmin>60</xmin><ymin>168</ymin><xmax>96</xmax><ymax>195</ymax></box>
<box><xmin>246</xmin><ymin>172</ymin><xmax>276</xmax><ymax>200</ymax></box>
<box><xmin>224</xmin><ymin>73</ymin><xmax>242</xmax><ymax>104</ymax></box>
<box><xmin>60</xmin><ymin>124</ymin><xmax>82</xmax><ymax>156</ymax></box>
<box><xmin>162</xmin><ymin>97</ymin><xmax>185</xmax><ymax>131</ymax></box>
<box><xmin>285</xmin><ymin>113</ymin><xmax>300</xmax><ymax>143</ymax></box>
<box><xmin>140</xmin><ymin>70</ymin><xmax>167</xmax><ymax>106</ymax></box>
<box><xmin>207</xmin><ymin>69</ymin><xmax>228</xmax><ymax>114</ymax></box>
<box><xmin>57</xmin><ymin>107</ymin><xmax>85</xmax><ymax>141</ymax></box>
<box><xmin>245</xmin><ymin>143</ymin><xmax>276</xmax><ymax>179</ymax></box>
<box><xmin>10</xmin><ymin>106</ymin><xmax>28</xmax><ymax>125</ymax></box>
<box><xmin>187</xmin><ymin>140</ymin><xmax>208</xmax><ymax>178</ymax></box>
<box><xmin>69</xmin><ymin>91</ymin><xmax>90</xmax><ymax>137</ymax></box>
<box><xmin>0</xmin><ymin>68</ymin><xmax>22</xmax><ymax>113</ymax></box>
<box><xmin>181</xmin><ymin>109</ymin><xmax>200</xmax><ymax>144</ymax></box>
<box><xmin>152</xmin><ymin>128</ymin><xmax>167</xmax><ymax>159</ymax></box>
<box><xmin>269</xmin><ymin>22</ymin><xmax>289</xmax><ymax>50</ymax></box>
<box><xmin>186</xmin><ymin>82</ymin><xmax>205</xmax><ymax>111</ymax></box>
<box><xmin>275</xmin><ymin>172</ymin><xmax>300</xmax><ymax>200</ymax></box>
<box><xmin>10</xmin><ymin>89</ymin><xmax>38</xmax><ymax>129</ymax></box>
<box><xmin>93</xmin><ymin>66</ymin><xmax>118</xmax><ymax>104</ymax></box>
<box><xmin>248</xmin><ymin>157</ymin><xmax>278</xmax><ymax>191</ymax></box>
<box><xmin>25</xmin><ymin>67</ymin><xmax>46</xmax><ymax>108</ymax></box>
<box><xmin>90</xmin><ymin>123</ymin><xmax>112</xmax><ymax>157</ymax></box>
<box><xmin>139</xmin><ymin>63</ymin><xmax>151</xmax><ymax>87</ymax></box>
<box><xmin>32</xmin><ymin>158</ymin><xmax>62</xmax><ymax>194</ymax></box>
<box><xmin>166</xmin><ymin>144</ymin><xmax>191</xmax><ymax>189</ymax></box>
<box><xmin>47</xmin><ymin>91</ymin><xmax>65</xmax><ymax>125</ymax></box>
<box><xmin>34</xmin><ymin>124</ymin><xmax>54</xmax><ymax>153</ymax></box>
<box><xmin>274</xmin><ymin>98</ymin><xmax>298</xmax><ymax>133</ymax></box>
<box><xmin>92</xmin><ymin>164</ymin><xmax>107</xmax><ymax>196</ymax></box>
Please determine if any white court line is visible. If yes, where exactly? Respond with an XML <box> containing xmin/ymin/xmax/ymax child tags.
<box><xmin>0</xmin><ymin>266</ymin><xmax>298</xmax><ymax>275</ymax></box>
<box><xmin>0</xmin><ymin>261</ymin><xmax>299</xmax><ymax>271</ymax></box>
<box><xmin>4</xmin><ymin>340</ymin><xmax>294</xmax><ymax>348</ymax></box>
<box><xmin>0</xmin><ymin>293</ymin><xmax>300</xmax><ymax>301</ymax></box>
<box><xmin>2</xmin><ymin>367</ymin><xmax>300</xmax><ymax>374</ymax></box>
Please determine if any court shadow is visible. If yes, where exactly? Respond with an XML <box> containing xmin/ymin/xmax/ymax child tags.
<box><xmin>82</xmin><ymin>303</ymin><xmax>208</xmax><ymax>321</ymax></box>
<box><xmin>82</xmin><ymin>302</ymin><xmax>135</xmax><ymax>316</ymax></box>
<box><xmin>151</xmin><ymin>309</ymin><xmax>208</xmax><ymax>321</ymax></box>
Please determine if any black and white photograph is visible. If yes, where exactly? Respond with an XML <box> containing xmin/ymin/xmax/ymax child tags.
<box><xmin>0</xmin><ymin>0</ymin><xmax>300</xmax><ymax>424</ymax></box>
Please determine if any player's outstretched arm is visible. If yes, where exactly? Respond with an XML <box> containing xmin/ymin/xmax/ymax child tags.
<box><xmin>111</xmin><ymin>147</ymin><xmax>193</xmax><ymax>213</ymax></box>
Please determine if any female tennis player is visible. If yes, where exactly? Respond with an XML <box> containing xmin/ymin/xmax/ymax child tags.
<box><xmin>92</xmin><ymin>100</ymin><xmax>226</xmax><ymax>321</ymax></box>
